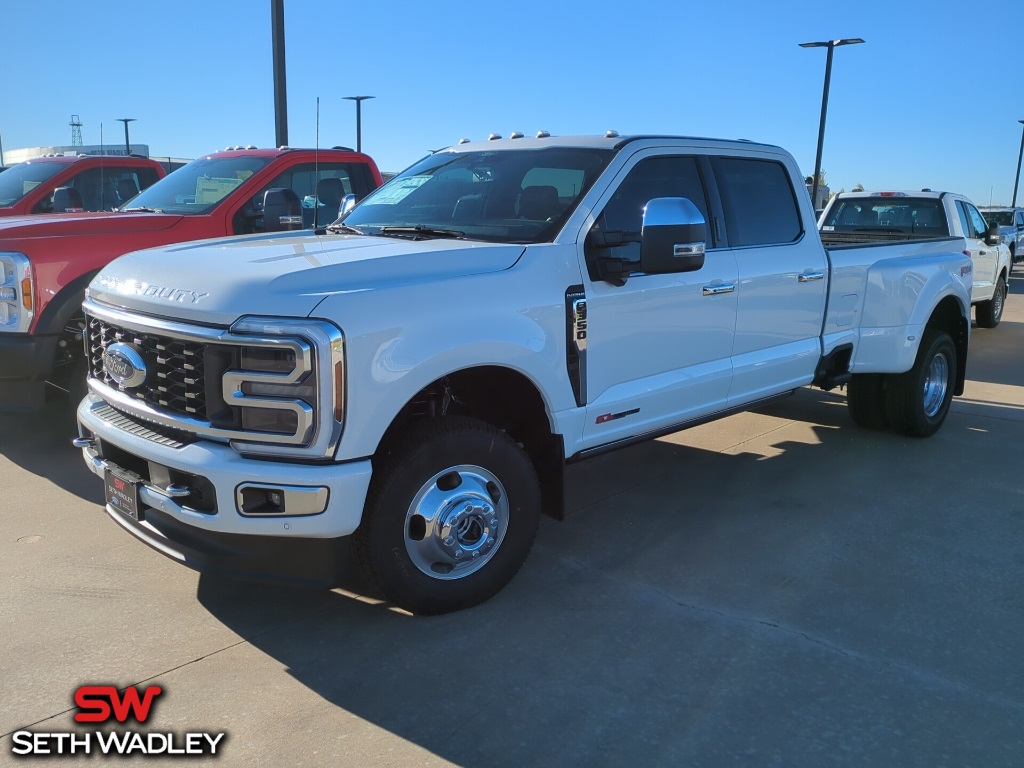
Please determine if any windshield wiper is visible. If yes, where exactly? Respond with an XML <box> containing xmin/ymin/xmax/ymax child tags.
<box><xmin>323</xmin><ymin>223</ymin><xmax>365</xmax><ymax>235</ymax></box>
<box><xmin>120</xmin><ymin>206</ymin><xmax>164</xmax><ymax>213</ymax></box>
<box><xmin>378</xmin><ymin>225</ymin><xmax>466</xmax><ymax>240</ymax></box>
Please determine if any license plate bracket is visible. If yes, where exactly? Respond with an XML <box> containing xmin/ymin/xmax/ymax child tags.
<box><xmin>104</xmin><ymin>465</ymin><xmax>143</xmax><ymax>521</ymax></box>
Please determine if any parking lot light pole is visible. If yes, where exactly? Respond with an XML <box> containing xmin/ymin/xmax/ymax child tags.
<box><xmin>800</xmin><ymin>38</ymin><xmax>864</xmax><ymax>212</ymax></box>
<box><xmin>1013</xmin><ymin>120</ymin><xmax>1024</xmax><ymax>207</ymax></box>
<box><xmin>116</xmin><ymin>118</ymin><xmax>136</xmax><ymax>156</ymax></box>
<box><xmin>343</xmin><ymin>96</ymin><xmax>375</xmax><ymax>153</ymax></box>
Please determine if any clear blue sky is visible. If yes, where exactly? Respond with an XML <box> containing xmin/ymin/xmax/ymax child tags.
<box><xmin>4</xmin><ymin>1</ymin><xmax>1022</xmax><ymax>205</ymax></box>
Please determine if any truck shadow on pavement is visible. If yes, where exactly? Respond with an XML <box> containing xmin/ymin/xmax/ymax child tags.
<box><xmin>0</xmin><ymin>399</ymin><xmax>101</xmax><ymax>504</ymax></box>
<box><xmin>192</xmin><ymin>387</ymin><xmax>1024</xmax><ymax>767</ymax></box>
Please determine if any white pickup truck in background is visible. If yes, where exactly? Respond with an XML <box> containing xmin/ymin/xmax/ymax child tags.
<box><xmin>76</xmin><ymin>133</ymin><xmax>973</xmax><ymax>614</ymax></box>
<box><xmin>820</xmin><ymin>190</ymin><xmax>1010</xmax><ymax>327</ymax></box>
<box><xmin>980</xmin><ymin>206</ymin><xmax>1024</xmax><ymax>268</ymax></box>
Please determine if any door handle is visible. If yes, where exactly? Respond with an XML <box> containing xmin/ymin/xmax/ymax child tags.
<box><xmin>798</xmin><ymin>271</ymin><xmax>825</xmax><ymax>282</ymax></box>
<box><xmin>702</xmin><ymin>283</ymin><xmax>736</xmax><ymax>296</ymax></box>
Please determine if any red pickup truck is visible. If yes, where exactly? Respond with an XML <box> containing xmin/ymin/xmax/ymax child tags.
<box><xmin>0</xmin><ymin>154</ymin><xmax>166</xmax><ymax>215</ymax></box>
<box><xmin>0</xmin><ymin>146</ymin><xmax>383</xmax><ymax>410</ymax></box>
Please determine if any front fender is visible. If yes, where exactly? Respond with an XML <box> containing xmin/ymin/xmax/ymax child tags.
<box><xmin>312</xmin><ymin>245</ymin><xmax>583</xmax><ymax>460</ymax></box>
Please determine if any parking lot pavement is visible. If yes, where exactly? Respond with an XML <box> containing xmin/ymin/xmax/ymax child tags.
<box><xmin>2</xmin><ymin>283</ymin><xmax>1024</xmax><ymax>767</ymax></box>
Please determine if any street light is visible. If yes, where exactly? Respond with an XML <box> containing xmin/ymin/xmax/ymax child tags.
<box><xmin>1013</xmin><ymin>119</ymin><xmax>1024</xmax><ymax>207</ymax></box>
<box><xmin>343</xmin><ymin>96</ymin><xmax>375</xmax><ymax>153</ymax></box>
<box><xmin>116</xmin><ymin>118</ymin><xmax>136</xmax><ymax>156</ymax></box>
<box><xmin>799</xmin><ymin>38</ymin><xmax>864</xmax><ymax>212</ymax></box>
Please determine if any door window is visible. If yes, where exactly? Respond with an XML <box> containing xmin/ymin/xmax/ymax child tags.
<box><xmin>711</xmin><ymin>157</ymin><xmax>801</xmax><ymax>247</ymax></box>
<box><xmin>586</xmin><ymin>155</ymin><xmax>710</xmax><ymax>270</ymax></box>
<box><xmin>964</xmin><ymin>203</ymin><xmax>988</xmax><ymax>239</ymax></box>
<box><xmin>235</xmin><ymin>162</ymin><xmax>361</xmax><ymax>233</ymax></box>
<box><xmin>954</xmin><ymin>201</ymin><xmax>972</xmax><ymax>237</ymax></box>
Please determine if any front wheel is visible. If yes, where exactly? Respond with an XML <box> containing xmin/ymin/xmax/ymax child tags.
<box><xmin>354</xmin><ymin>416</ymin><xmax>541</xmax><ymax>615</ymax></box>
<box><xmin>884</xmin><ymin>329</ymin><xmax>956</xmax><ymax>438</ymax></box>
<box><xmin>976</xmin><ymin>276</ymin><xmax>1006</xmax><ymax>328</ymax></box>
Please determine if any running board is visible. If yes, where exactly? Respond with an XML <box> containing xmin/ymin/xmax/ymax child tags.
<box><xmin>568</xmin><ymin>390</ymin><xmax>796</xmax><ymax>463</ymax></box>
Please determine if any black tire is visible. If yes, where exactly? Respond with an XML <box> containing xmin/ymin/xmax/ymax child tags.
<box><xmin>846</xmin><ymin>374</ymin><xmax>889</xmax><ymax>430</ymax></box>
<box><xmin>976</xmin><ymin>276</ymin><xmax>1006</xmax><ymax>328</ymax></box>
<box><xmin>354</xmin><ymin>416</ymin><xmax>541</xmax><ymax>615</ymax></box>
<box><xmin>884</xmin><ymin>329</ymin><xmax>956</xmax><ymax>438</ymax></box>
<box><xmin>45</xmin><ymin>304</ymin><xmax>87</xmax><ymax>402</ymax></box>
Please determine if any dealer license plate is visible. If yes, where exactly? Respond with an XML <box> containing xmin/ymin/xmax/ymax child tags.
<box><xmin>104</xmin><ymin>466</ymin><xmax>142</xmax><ymax>521</ymax></box>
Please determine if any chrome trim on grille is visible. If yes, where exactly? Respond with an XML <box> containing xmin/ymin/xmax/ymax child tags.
<box><xmin>83</xmin><ymin>299</ymin><xmax>345</xmax><ymax>459</ymax></box>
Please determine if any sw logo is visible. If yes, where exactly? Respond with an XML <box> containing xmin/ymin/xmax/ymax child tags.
<box><xmin>74</xmin><ymin>684</ymin><xmax>162</xmax><ymax>723</ymax></box>
<box><xmin>10</xmin><ymin>684</ymin><xmax>226</xmax><ymax>758</ymax></box>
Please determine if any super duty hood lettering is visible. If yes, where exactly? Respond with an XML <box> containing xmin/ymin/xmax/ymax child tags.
<box><xmin>95</xmin><ymin>276</ymin><xmax>209</xmax><ymax>304</ymax></box>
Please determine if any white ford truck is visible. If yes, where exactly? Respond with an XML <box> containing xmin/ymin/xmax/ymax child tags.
<box><xmin>819</xmin><ymin>190</ymin><xmax>1010</xmax><ymax>327</ymax></box>
<box><xmin>76</xmin><ymin>134</ymin><xmax>973</xmax><ymax>614</ymax></box>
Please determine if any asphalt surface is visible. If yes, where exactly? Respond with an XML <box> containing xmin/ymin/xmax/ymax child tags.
<box><xmin>2</xmin><ymin>277</ymin><xmax>1024</xmax><ymax>767</ymax></box>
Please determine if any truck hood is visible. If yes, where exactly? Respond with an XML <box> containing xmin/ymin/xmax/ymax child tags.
<box><xmin>88</xmin><ymin>232</ymin><xmax>527</xmax><ymax>325</ymax></box>
<box><xmin>0</xmin><ymin>211</ymin><xmax>183</xmax><ymax>240</ymax></box>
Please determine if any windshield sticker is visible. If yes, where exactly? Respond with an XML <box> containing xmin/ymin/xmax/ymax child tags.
<box><xmin>194</xmin><ymin>177</ymin><xmax>244</xmax><ymax>204</ymax></box>
<box><xmin>22</xmin><ymin>181</ymin><xmax>41</xmax><ymax>194</ymax></box>
<box><xmin>366</xmin><ymin>175</ymin><xmax>430</xmax><ymax>205</ymax></box>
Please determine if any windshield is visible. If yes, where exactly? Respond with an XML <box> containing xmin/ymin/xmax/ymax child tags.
<box><xmin>821</xmin><ymin>197</ymin><xmax>947</xmax><ymax>235</ymax></box>
<box><xmin>0</xmin><ymin>161</ymin><xmax>64</xmax><ymax>207</ymax></box>
<box><xmin>983</xmin><ymin>210</ymin><xmax>1014</xmax><ymax>226</ymax></box>
<box><xmin>124</xmin><ymin>156</ymin><xmax>272</xmax><ymax>214</ymax></box>
<box><xmin>342</xmin><ymin>147</ymin><xmax>613</xmax><ymax>243</ymax></box>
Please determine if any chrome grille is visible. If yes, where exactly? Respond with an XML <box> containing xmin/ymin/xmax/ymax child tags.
<box><xmin>87</xmin><ymin>316</ymin><xmax>209</xmax><ymax>420</ymax></box>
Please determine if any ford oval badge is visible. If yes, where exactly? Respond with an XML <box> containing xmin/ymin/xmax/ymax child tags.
<box><xmin>102</xmin><ymin>343</ymin><xmax>147</xmax><ymax>388</ymax></box>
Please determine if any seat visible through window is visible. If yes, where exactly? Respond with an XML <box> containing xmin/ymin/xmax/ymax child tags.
<box><xmin>117</xmin><ymin>178</ymin><xmax>140</xmax><ymax>205</ymax></box>
<box><xmin>314</xmin><ymin>177</ymin><xmax>345</xmax><ymax>226</ymax></box>
<box><xmin>519</xmin><ymin>185</ymin><xmax>560</xmax><ymax>220</ymax></box>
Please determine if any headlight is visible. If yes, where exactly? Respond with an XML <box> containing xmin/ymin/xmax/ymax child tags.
<box><xmin>226</xmin><ymin>316</ymin><xmax>345</xmax><ymax>458</ymax></box>
<box><xmin>0</xmin><ymin>252</ymin><xmax>33</xmax><ymax>333</ymax></box>
<box><xmin>229</xmin><ymin>345</ymin><xmax>316</xmax><ymax>438</ymax></box>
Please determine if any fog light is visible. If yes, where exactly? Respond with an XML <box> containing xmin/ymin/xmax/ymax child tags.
<box><xmin>236</xmin><ymin>483</ymin><xmax>329</xmax><ymax>517</ymax></box>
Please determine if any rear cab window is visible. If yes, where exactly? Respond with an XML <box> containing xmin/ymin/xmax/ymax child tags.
<box><xmin>822</xmin><ymin>195</ymin><xmax>947</xmax><ymax>238</ymax></box>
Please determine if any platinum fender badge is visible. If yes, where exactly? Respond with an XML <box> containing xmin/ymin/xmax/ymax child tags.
<box><xmin>102</xmin><ymin>343</ymin><xmax>147</xmax><ymax>388</ymax></box>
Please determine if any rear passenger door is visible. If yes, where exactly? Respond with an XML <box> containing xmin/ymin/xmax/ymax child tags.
<box><xmin>709</xmin><ymin>155</ymin><xmax>829</xmax><ymax>406</ymax></box>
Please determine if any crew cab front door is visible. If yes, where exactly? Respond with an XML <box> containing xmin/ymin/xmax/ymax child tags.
<box><xmin>956</xmin><ymin>200</ymin><xmax>998</xmax><ymax>302</ymax></box>
<box><xmin>578</xmin><ymin>153</ymin><xmax>738</xmax><ymax>447</ymax></box>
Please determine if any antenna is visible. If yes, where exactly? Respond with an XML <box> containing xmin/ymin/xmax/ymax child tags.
<box><xmin>100</xmin><ymin>124</ymin><xmax>105</xmax><ymax>210</ymax></box>
<box><xmin>70</xmin><ymin>114</ymin><xmax>83</xmax><ymax>146</ymax></box>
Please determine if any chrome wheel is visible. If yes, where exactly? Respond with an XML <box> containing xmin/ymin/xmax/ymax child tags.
<box><xmin>404</xmin><ymin>464</ymin><xmax>508</xmax><ymax>580</ymax></box>
<box><xmin>921</xmin><ymin>351</ymin><xmax>949</xmax><ymax>418</ymax></box>
<box><xmin>993</xmin><ymin>280</ymin><xmax>1006</xmax><ymax>321</ymax></box>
